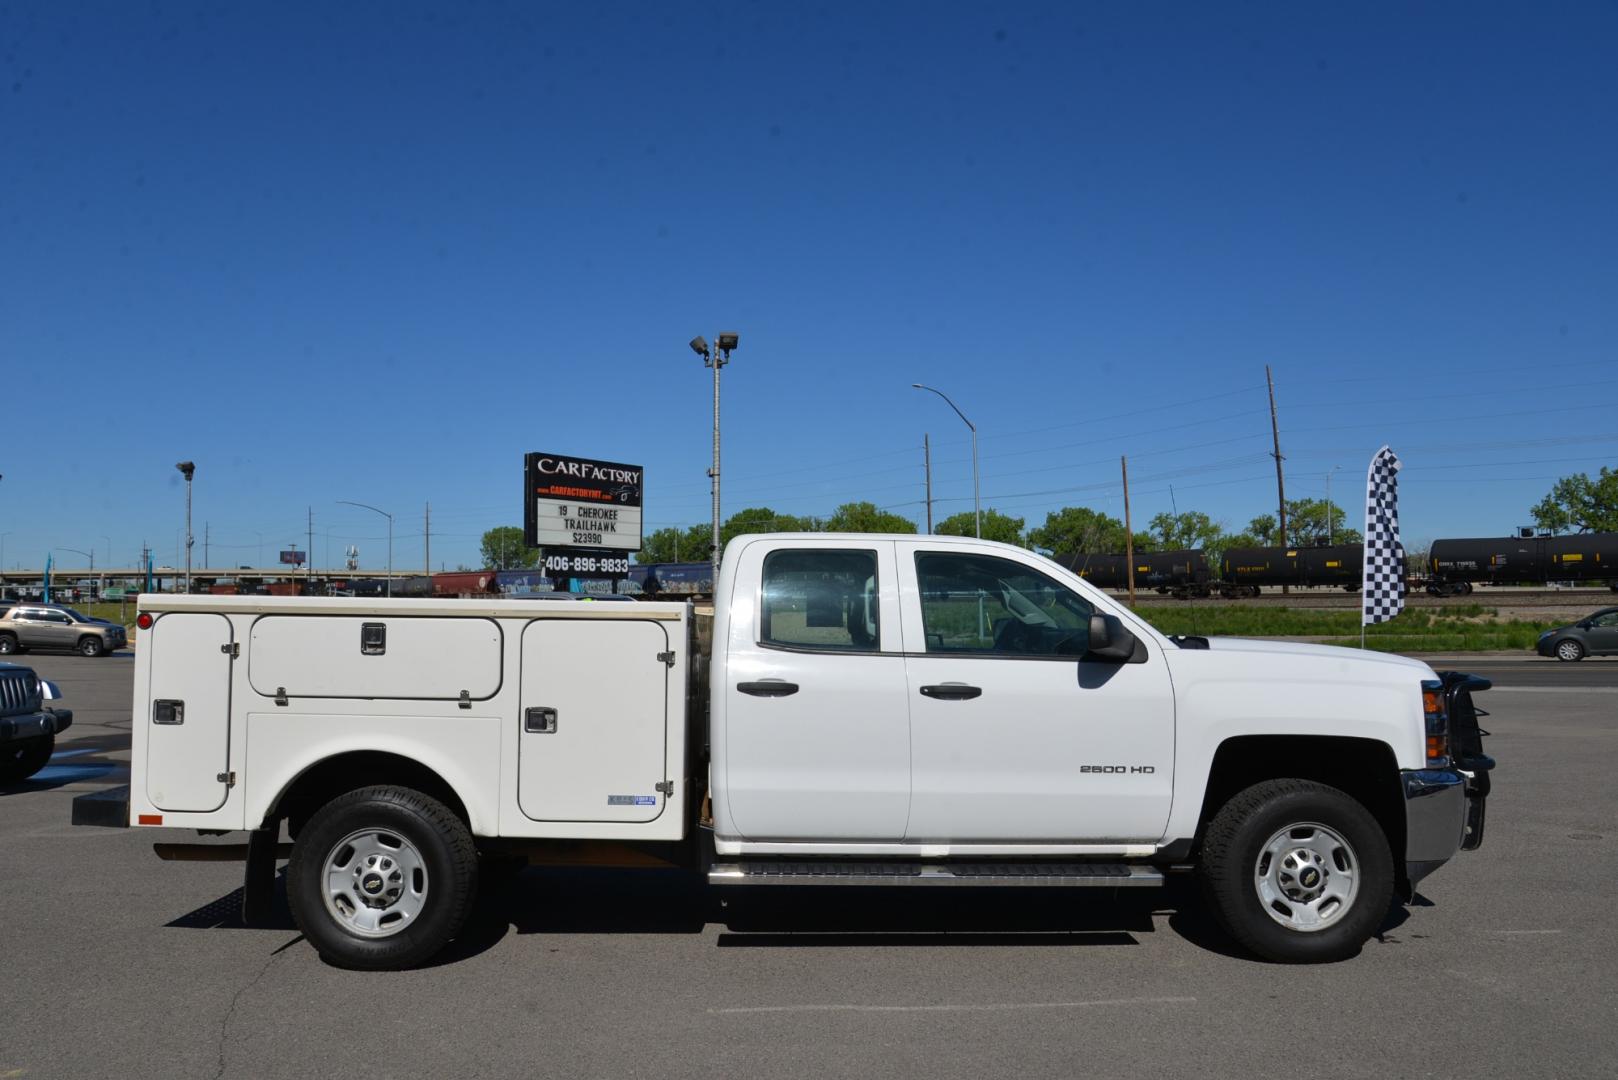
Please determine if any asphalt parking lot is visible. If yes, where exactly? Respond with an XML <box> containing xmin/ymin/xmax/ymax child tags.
<box><xmin>2</xmin><ymin>652</ymin><xmax>1615</xmax><ymax>1079</ymax></box>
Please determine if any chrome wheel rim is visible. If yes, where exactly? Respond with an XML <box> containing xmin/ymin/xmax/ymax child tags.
<box><xmin>81</xmin><ymin>640</ymin><xmax>99</xmax><ymax>656</ymax></box>
<box><xmin>1557</xmin><ymin>640</ymin><xmax>1582</xmax><ymax>661</ymax></box>
<box><xmin>1253</xmin><ymin>822</ymin><xmax>1359</xmax><ymax>933</ymax></box>
<box><xmin>322</xmin><ymin>828</ymin><xmax>428</xmax><ymax>938</ymax></box>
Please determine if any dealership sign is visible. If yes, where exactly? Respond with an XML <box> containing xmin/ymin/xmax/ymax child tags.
<box><xmin>523</xmin><ymin>452</ymin><xmax>643</xmax><ymax>552</ymax></box>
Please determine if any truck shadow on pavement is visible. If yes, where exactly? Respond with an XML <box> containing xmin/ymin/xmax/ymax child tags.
<box><xmin>161</xmin><ymin>866</ymin><xmax>1418</xmax><ymax>968</ymax></box>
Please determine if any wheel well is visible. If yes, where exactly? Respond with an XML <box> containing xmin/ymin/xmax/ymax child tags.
<box><xmin>267</xmin><ymin>751</ymin><xmax>472</xmax><ymax>838</ymax></box>
<box><xmin>1195</xmin><ymin>735</ymin><xmax>1406</xmax><ymax>884</ymax></box>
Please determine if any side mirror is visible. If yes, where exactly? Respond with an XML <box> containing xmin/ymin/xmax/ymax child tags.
<box><xmin>1087</xmin><ymin>613</ymin><xmax>1138</xmax><ymax>662</ymax></box>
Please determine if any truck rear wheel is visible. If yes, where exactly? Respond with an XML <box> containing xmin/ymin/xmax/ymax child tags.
<box><xmin>0</xmin><ymin>733</ymin><xmax>54</xmax><ymax>784</ymax></box>
<box><xmin>1199</xmin><ymin>779</ymin><xmax>1392</xmax><ymax>963</ymax></box>
<box><xmin>287</xmin><ymin>785</ymin><xmax>478</xmax><ymax>970</ymax></box>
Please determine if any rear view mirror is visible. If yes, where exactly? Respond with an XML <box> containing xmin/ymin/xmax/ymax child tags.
<box><xmin>1087</xmin><ymin>613</ymin><xmax>1139</xmax><ymax>662</ymax></box>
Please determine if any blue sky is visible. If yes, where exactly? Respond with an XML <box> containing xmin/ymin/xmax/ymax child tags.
<box><xmin>3</xmin><ymin>1</ymin><xmax>1616</xmax><ymax>573</ymax></box>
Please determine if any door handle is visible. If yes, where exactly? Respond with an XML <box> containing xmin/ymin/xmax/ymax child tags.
<box><xmin>919</xmin><ymin>683</ymin><xmax>982</xmax><ymax>700</ymax></box>
<box><xmin>737</xmin><ymin>680</ymin><xmax>799</xmax><ymax>697</ymax></box>
<box><xmin>525</xmin><ymin>707</ymin><xmax>558</xmax><ymax>733</ymax></box>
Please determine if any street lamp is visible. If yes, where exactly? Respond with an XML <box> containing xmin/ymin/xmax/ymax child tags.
<box><xmin>55</xmin><ymin>547</ymin><xmax>93</xmax><ymax>603</ymax></box>
<box><xmin>689</xmin><ymin>332</ymin><xmax>739</xmax><ymax>585</ymax></box>
<box><xmin>338</xmin><ymin>500</ymin><xmax>394</xmax><ymax>597</ymax></box>
<box><xmin>175</xmin><ymin>461</ymin><xmax>195</xmax><ymax>594</ymax></box>
<box><xmin>912</xmin><ymin>384</ymin><xmax>980</xmax><ymax>538</ymax></box>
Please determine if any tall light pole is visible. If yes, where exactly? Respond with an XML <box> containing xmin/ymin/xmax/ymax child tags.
<box><xmin>690</xmin><ymin>332</ymin><xmax>739</xmax><ymax>585</ymax></box>
<box><xmin>338</xmin><ymin>500</ymin><xmax>393</xmax><ymax>597</ymax></box>
<box><xmin>1326</xmin><ymin>465</ymin><xmax>1342</xmax><ymax>545</ymax></box>
<box><xmin>912</xmin><ymin>384</ymin><xmax>979</xmax><ymax>538</ymax></box>
<box><xmin>56</xmin><ymin>547</ymin><xmax>93</xmax><ymax>602</ymax></box>
<box><xmin>176</xmin><ymin>461</ymin><xmax>195</xmax><ymax>594</ymax></box>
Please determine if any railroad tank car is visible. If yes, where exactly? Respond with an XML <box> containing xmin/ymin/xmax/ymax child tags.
<box><xmin>1220</xmin><ymin>547</ymin><xmax>1297</xmax><ymax>588</ymax></box>
<box><xmin>1053</xmin><ymin>550</ymin><xmax>1209</xmax><ymax>593</ymax></box>
<box><xmin>1430</xmin><ymin>537</ymin><xmax>1546</xmax><ymax>585</ymax></box>
<box><xmin>1296</xmin><ymin>544</ymin><xmax>1363</xmax><ymax>588</ymax></box>
<box><xmin>1432</xmin><ymin>533</ymin><xmax>1618</xmax><ymax>586</ymax></box>
<box><xmin>1544</xmin><ymin>532</ymin><xmax>1618</xmax><ymax>583</ymax></box>
<box><xmin>393</xmin><ymin>576</ymin><xmax>433</xmax><ymax>598</ymax></box>
<box><xmin>1220</xmin><ymin>545</ymin><xmax>1363</xmax><ymax>591</ymax></box>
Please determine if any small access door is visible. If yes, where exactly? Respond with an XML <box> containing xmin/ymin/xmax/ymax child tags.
<box><xmin>145</xmin><ymin>612</ymin><xmax>235</xmax><ymax>813</ymax></box>
<box><xmin>517</xmin><ymin>619</ymin><xmax>670</xmax><ymax>823</ymax></box>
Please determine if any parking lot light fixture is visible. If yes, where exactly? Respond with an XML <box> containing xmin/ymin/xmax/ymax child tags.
<box><xmin>690</xmin><ymin>331</ymin><xmax>738</xmax><ymax>585</ymax></box>
<box><xmin>912</xmin><ymin>384</ymin><xmax>979</xmax><ymax>538</ymax></box>
<box><xmin>338</xmin><ymin>500</ymin><xmax>394</xmax><ymax>597</ymax></box>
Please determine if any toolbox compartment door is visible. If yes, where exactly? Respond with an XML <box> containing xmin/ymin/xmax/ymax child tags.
<box><xmin>247</xmin><ymin>616</ymin><xmax>502</xmax><ymax>701</ymax></box>
<box><xmin>518</xmin><ymin>619</ymin><xmax>669</xmax><ymax>824</ymax></box>
<box><xmin>145</xmin><ymin>612</ymin><xmax>234</xmax><ymax>813</ymax></box>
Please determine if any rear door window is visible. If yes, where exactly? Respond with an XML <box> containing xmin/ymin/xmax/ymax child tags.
<box><xmin>761</xmin><ymin>549</ymin><xmax>881</xmax><ymax>652</ymax></box>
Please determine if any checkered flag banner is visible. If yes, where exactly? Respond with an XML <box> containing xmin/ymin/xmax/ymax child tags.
<box><xmin>1362</xmin><ymin>445</ymin><xmax>1406</xmax><ymax>625</ymax></box>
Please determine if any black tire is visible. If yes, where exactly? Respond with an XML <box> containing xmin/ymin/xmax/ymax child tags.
<box><xmin>1199</xmin><ymin>779</ymin><xmax>1393</xmax><ymax>963</ymax></box>
<box><xmin>78</xmin><ymin>636</ymin><xmax>104</xmax><ymax>658</ymax></box>
<box><xmin>0</xmin><ymin>634</ymin><xmax>17</xmax><ymax>655</ymax></box>
<box><xmin>1554</xmin><ymin>639</ymin><xmax>1585</xmax><ymax>662</ymax></box>
<box><xmin>287</xmin><ymin>785</ymin><xmax>478</xmax><ymax>970</ymax></box>
<box><xmin>0</xmin><ymin>733</ymin><xmax>55</xmax><ymax>784</ymax></box>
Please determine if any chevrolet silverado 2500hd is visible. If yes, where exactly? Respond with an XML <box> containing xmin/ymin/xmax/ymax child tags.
<box><xmin>73</xmin><ymin>533</ymin><xmax>1493</xmax><ymax>968</ymax></box>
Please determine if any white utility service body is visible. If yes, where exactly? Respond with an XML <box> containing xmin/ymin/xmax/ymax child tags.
<box><xmin>80</xmin><ymin>533</ymin><xmax>1494</xmax><ymax>968</ymax></box>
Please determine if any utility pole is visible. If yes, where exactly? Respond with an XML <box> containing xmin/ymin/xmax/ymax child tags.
<box><xmin>923</xmin><ymin>433</ymin><xmax>934</xmax><ymax>533</ymax></box>
<box><xmin>203</xmin><ymin>522</ymin><xmax>210</xmax><ymax>570</ymax></box>
<box><xmin>424</xmin><ymin>502</ymin><xmax>431</xmax><ymax>579</ymax></box>
<box><xmin>307</xmin><ymin>507</ymin><xmax>315</xmax><ymax>594</ymax></box>
<box><xmin>1122</xmin><ymin>455</ymin><xmax>1135</xmax><ymax>607</ymax></box>
<box><xmin>1266</xmin><ymin>365</ymin><xmax>1290</xmax><ymax>594</ymax></box>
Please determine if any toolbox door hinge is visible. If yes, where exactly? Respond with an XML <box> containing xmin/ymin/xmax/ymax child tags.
<box><xmin>217</xmin><ymin>771</ymin><xmax>237</xmax><ymax>788</ymax></box>
<box><xmin>655</xmin><ymin>780</ymin><xmax>675</xmax><ymax>795</ymax></box>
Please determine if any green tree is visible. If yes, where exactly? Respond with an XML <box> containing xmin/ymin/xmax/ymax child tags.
<box><xmin>934</xmin><ymin>509</ymin><xmax>1027</xmax><ymax>546</ymax></box>
<box><xmin>1532</xmin><ymin>468</ymin><xmax>1618</xmax><ymax>533</ymax></box>
<box><xmin>825</xmin><ymin>502</ymin><xmax>918</xmax><ymax>534</ymax></box>
<box><xmin>480</xmin><ymin>526</ymin><xmax>540</xmax><ymax>570</ymax></box>
<box><xmin>1027</xmin><ymin>506</ymin><xmax>1134</xmax><ymax>555</ymax></box>
<box><xmin>1147</xmin><ymin>510</ymin><xmax>1223</xmax><ymax>550</ymax></box>
<box><xmin>1284</xmin><ymin>498</ymin><xmax>1361</xmax><ymax>546</ymax></box>
<box><xmin>721</xmin><ymin>506</ymin><xmax>821</xmax><ymax>544</ymax></box>
<box><xmin>636</xmin><ymin>526</ymin><xmax>706</xmax><ymax>564</ymax></box>
<box><xmin>1243</xmin><ymin>501</ymin><xmax>1359</xmax><ymax>548</ymax></box>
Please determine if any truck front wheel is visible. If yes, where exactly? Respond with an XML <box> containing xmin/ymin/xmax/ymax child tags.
<box><xmin>1199</xmin><ymin>779</ymin><xmax>1393</xmax><ymax>963</ymax></box>
<box><xmin>287</xmin><ymin>785</ymin><xmax>478</xmax><ymax>970</ymax></box>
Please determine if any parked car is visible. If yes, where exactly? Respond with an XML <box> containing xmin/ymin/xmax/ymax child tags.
<box><xmin>0</xmin><ymin>603</ymin><xmax>128</xmax><ymax>657</ymax></box>
<box><xmin>1537</xmin><ymin>607</ymin><xmax>1618</xmax><ymax>661</ymax></box>
<box><xmin>0</xmin><ymin>661</ymin><xmax>71</xmax><ymax>783</ymax></box>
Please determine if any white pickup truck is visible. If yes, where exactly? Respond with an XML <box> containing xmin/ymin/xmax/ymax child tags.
<box><xmin>74</xmin><ymin>533</ymin><xmax>1494</xmax><ymax>969</ymax></box>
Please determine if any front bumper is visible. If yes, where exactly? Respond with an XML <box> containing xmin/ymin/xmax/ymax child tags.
<box><xmin>1402</xmin><ymin>766</ymin><xmax>1489</xmax><ymax>890</ymax></box>
<box><xmin>0</xmin><ymin>706</ymin><xmax>72</xmax><ymax>743</ymax></box>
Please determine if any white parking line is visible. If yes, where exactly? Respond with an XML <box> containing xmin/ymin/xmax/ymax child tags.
<box><xmin>709</xmin><ymin>996</ymin><xmax>1196</xmax><ymax>1016</ymax></box>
